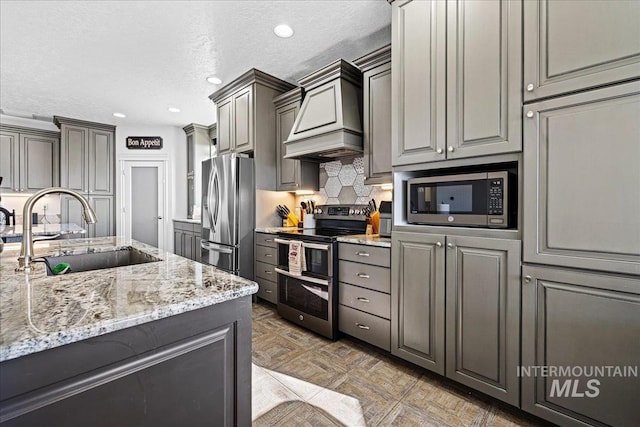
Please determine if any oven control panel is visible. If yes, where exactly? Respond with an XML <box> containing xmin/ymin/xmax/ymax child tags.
<box><xmin>315</xmin><ymin>204</ymin><xmax>369</xmax><ymax>220</ymax></box>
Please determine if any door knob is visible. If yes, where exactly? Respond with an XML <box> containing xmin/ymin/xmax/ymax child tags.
<box><xmin>526</xmin><ymin>111</ymin><xmax>534</xmax><ymax>118</ymax></box>
<box><xmin>447</xmin><ymin>146</ymin><xmax>454</xmax><ymax>153</ymax></box>
<box><xmin>436</xmin><ymin>242</ymin><xmax>442</xmax><ymax>247</ymax></box>
<box><xmin>447</xmin><ymin>243</ymin><xmax>454</xmax><ymax>249</ymax></box>
<box><xmin>524</xmin><ymin>275</ymin><xmax>532</xmax><ymax>283</ymax></box>
<box><xmin>526</xmin><ymin>83</ymin><xmax>534</xmax><ymax>92</ymax></box>
<box><xmin>436</xmin><ymin>148</ymin><xmax>443</xmax><ymax>154</ymax></box>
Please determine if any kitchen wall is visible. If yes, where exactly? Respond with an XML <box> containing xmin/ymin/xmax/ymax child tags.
<box><xmin>314</xmin><ymin>156</ymin><xmax>392</xmax><ymax>206</ymax></box>
<box><xmin>115</xmin><ymin>124</ymin><xmax>187</xmax><ymax>251</ymax></box>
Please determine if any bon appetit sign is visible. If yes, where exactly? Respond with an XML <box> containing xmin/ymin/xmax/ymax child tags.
<box><xmin>126</xmin><ymin>136</ymin><xmax>163</xmax><ymax>149</ymax></box>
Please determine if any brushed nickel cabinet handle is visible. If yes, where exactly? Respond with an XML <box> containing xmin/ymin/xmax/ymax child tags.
<box><xmin>524</xmin><ymin>275</ymin><xmax>532</xmax><ymax>283</ymax></box>
<box><xmin>265</xmin><ymin>270</ymin><xmax>272</xmax><ymax>275</ymax></box>
<box><xmin>526</xmin><ymin>83</ymin><xmax>534</xmax><ymax>92</ymax></box>
<box><xmin>526</xmin><ymin>111</ymin><xmax>534</xmax><ymax>118</ymax></box>
<box><xmin>265</xmin><ymin>289</ymin><xmax>273</xmax><ymax>293</ymax></box>
<box><xmin>436</xmin><ymin>148</ymin><xmax>443</xmax><ymax>154</ymax></box>
<box><xmin>357</xmin><ymin>273</ymin><xmax>370</xmax><ymax>279</ymax></box>
<box><xmin>264</xmin><ymin>254</ymin><xmax>273</xmax><ymax>257</ymax></box>
<box><xmin>436</xmin><ymin>242</ymin><xmax>442</xmax><ymax>247</ymax></box>
<box><xmin>447</xmin><ymin>243</ymin><xmax>454</xmax><ymax>249</ymax></box>
<box><xmin>356</xmin><ymin>297</ymin><xmax>370</xmax><ymax>303</ymax></box>
<box><xmin>356</xmin><ymin>323</ymin><xmax>370</xmax><ymax>330</ymax></box>
<box><xmin>356</xmin><ymin>252</ymin><xmax>370</xmax><ymax>257</ymax></box>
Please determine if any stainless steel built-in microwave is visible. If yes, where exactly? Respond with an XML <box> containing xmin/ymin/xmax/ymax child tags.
<box><xmin>407</xmin><ymin>172</ymin><xmax>511</xmax><ymax>228</ymax></box>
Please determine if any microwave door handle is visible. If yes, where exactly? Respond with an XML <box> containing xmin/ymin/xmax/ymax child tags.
<box><xmin>274</xmin><ymin>268</ymin><xmax>329</xmax><ymax>286</ymax></box>
<box><xmin>201</xmin><ymin>240</ymin><xmax>233</xmax><ymax>254</ymax></box>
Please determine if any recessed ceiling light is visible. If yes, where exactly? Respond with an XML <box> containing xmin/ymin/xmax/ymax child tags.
<box><xmin>274</xmin><ymin>24</ymin><xmax>294</xmax><ymax>38</ymax></box>
<box><xmin>168</xmin><ymin>107</ymin><xmax>181</xmax><ymax>113</ymax></box>
<box><xmin>113</xmin><ymin>112</ymin><xmax>126</xmax><ymax>118</ymax></box>
<box><xmin>206</xmin><ymin>76</ymin><xmax>222</xmax><ymax>84</ymax></box>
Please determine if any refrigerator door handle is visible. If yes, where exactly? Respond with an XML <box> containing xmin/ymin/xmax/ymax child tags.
<box><xmin>201</xmin><ymin>240</ymin><xmax>234</xmax><ymax>254</ymax></box>
<box><xmin>210</xmin><ymin>167</ymin><xmax>220</xmax><ymax>233</ymax></box>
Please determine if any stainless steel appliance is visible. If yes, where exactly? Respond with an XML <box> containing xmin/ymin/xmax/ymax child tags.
<box><xmin>407</xmin><ymin>171</ymin><xmax>513</xmax><ymax>228</ymax></box>
<box><xmin>275</xmin><ymin>205</ymin><xmax>367</xmax><ymax>339</ymax></box>
<box><xmin>378</xmin><ymin>201</ymin><xmax>392</xmax><ymax>237</ymax></box>
<box><xmin>201</xmin><ymin>154</ymin><xmax>255</xmax><ymax>278</ymax></box>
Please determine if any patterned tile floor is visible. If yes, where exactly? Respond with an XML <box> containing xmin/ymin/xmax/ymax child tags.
<box><xmin>251</xmin><ymin>301</ymin><xmax>548</xmax><ymax>427</ymax></box>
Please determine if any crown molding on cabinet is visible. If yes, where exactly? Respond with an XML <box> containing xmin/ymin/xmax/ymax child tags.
<box><xmin>273</xmin><ymin>87</ymin><xmax>304</xmax><ymax>109</ymax></box>
<box><xmin>208</xmin><ymin>69</ymin><xmax>296</xmax><ymax>103</ymax></box>
<box><xmin>297</xmin><ymin>59</ymin><xmax>362</xmax><ymax>91</ymax></box>
<box><xmin>353</xmin><ymin>44</ymin><xmax>391</xmax><ymax>72</ymax></box>
<box><xmin>0</xmin><ymin>124</ymin><xmax>59</xmax><ymax>139</ymax></box>
<box><xmin>53</xmin><ymin>116</ymin><xmax>116</xmax><ymax>131</ymax></box>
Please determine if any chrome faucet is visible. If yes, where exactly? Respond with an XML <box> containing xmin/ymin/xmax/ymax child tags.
<box><xmin>17</xmin><ymin>187</ymin><xmax>97</xmax><ymax>272</ymax></box>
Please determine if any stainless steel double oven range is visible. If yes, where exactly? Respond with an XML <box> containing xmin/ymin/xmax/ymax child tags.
<box><xmin>274</xmin><ymin>205</ymin><xmax>367</xmax><ymax>340</ymax></box>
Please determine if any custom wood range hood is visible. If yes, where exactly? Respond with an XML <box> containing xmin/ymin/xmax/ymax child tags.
<box><xmin>283</xmin><ymin>59</ymin><xmax>363</xmax><ymax>160</ymax></box>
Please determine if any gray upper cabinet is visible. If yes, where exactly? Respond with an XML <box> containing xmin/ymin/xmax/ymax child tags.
<box><xmin>446</xmin><ymin>0</ymin><xmax>522</xmax><ymax>159</ymax></box>
<box><xmin>523</xmin><ymin>81</ymin><xmax>640</xmax><ymax>276</ymax></box>
<box><xmin>392</xmin><ymin>0</ymin><xmax>446</xmax><ymax>166</ymax></box>
<box><xmin>392</xmin><ymin>0</ymin><xmax>521</xmax><ymax>167</ymax></box>
<box><xmin>216</xmin><ymin>97</ymin><xmax>233</xmax><ymax>155</ymax></box>
<box><xmin>184</xmin><ymin>124</ymin><xmax>212</xmax><ymax>218</ymax></box>
<box><xmin>391</xmin><ymin>231</ymin><xmax>446</xmax><ymax>375</ymax></box>
<box><xmin>354</xmin><ymin>45</ymin><xmax>393</xmax><ymax>184</ymax></box>
<box><xmin>523</xmin><ymin>0</ymin><xmax>640</xmax><ymax>102</ymax></box>
<box><xmin>0</xmin><ymin>126</ymin><xmax>59</xmax><ymax>193</ymax></box>
<box><xmin>209</xmin><ymin>69</ymin><xmax>295</xmax><ymax>158</ymax></box>
<box><xmin>445</xmin><ymin>236</ymin><xmax>521</xmax><ymax>406</ymax></box>
<box><xmin>522</xmin><ymin>265</ymin><xmax>640</xmax><ymax>427</ymax></box>
<box><xmin>56</xmin><ymin>117</ymin><xmax>115</xmax><ymax>196</ymax></box>
<box><xmin>56</xmin><ymin>117</ymin><xmax>115</xmax><ymax>237</ymax></box>
<box><xmin>274</xmin><ymin>87</ymin><xmax>318</xmax><ymax>192</ymax></box>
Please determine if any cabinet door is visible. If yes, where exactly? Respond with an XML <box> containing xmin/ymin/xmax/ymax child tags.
<box><xmin>392</xmin><ymin>0</ymin><xmax>446</xmax><ymax>166</ymax></box>
<box><xmin>276</xmin><ymin>103</ymin><xmax>299</xmax><ymax>191</ymax></box>
<box><xmin>174</xmin><ymin>229</ymin><xmax>184</xmax><ymax>256</ymax></box>
<box><xmin>391</xmin><ymin>231</ymin><xmax>445</xmax><ymax>374</ymax></box>
<box><xmin>0</xmin><ymin>130</ymin><xmax>20</xmax><ymax>192</ymax></box>
<box><xmin>522</xmin><ymin>265</ymin><xmax>640</xmax><ymax>427</ymax></box>
<box><xmin>89</xmin><ymin>129</ymin><xmax>113</xmax><ymax>195</ymax></box>
<box><xmin>233</xmin><ymin>86</ymin><xmax>253</xmax><ymax>153</ymax></box>
<box><xmin>523</xmin><ymin>82</ymin><xmax>640</xmax><ymax>275</ymax></box>
<box><xmin>183</xmin><ymin>231</ymin><xmax>194</xmax><ymax>260</ymax></box>
<box><xmin>216</xmin><ymin>97</ymin><xmax>233</xmax><ymax>155</ymax></box>
<box><xmin>20</xmin><ymin>133</ymin><xmax>59</xmax><ymax>191</ymax></box>
<box><xmin>445</xmin><ymin>236</ymin><xmax>521</xmax><ymax>406</ymax></box>
<box><xmin>446</xmin><ymin>0</ymin><xmax>522</xmax><ymax>159</ymax></box>
<box><xmin>60</xmin><ymin>125</ymin><xmax>88</xmax><ymax>192</ymax></box>
<box><xmin>89</xmin><ymin>196</ymin><xmax>113</xmax><ymax>238</ymax></box>
<box><xmin>364</xmin><ymin>62</ymin><xmax>392</xmax><ymax>183</ymax></box>
<box><xmin>523</xmin><ymin>0</ymin><xmax>640</xmax><ymax>102</ymax></box>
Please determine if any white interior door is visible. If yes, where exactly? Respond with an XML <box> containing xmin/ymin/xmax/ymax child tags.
<box><xmin>122</xmin><ymin>160</ymin><xmax>166</xmax><ymax>249</ymax></box>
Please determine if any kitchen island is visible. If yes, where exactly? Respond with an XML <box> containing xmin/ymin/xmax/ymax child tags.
<box><xmin>0</xmin><ymin>237</ymin><xmax>257</xmax><ymax>426</ymax></box>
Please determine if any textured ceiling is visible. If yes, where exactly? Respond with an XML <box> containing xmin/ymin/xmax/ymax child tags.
<box><xmin>0</xmin><ymin>0</ymin><xmax>391</xmax><ymax>127</ymax></box>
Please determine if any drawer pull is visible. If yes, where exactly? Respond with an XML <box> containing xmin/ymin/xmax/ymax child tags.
<box><xmin>356</xmin><ymin>297</ymin><xmax>370</xmax><ymax>303</ymax></box>
<box><xmin>357</xmin><ymin>273</ymin><xmax>370</xmax><ymax>279</ymax></box>
<box><xmin>264</xmin><ymin>254</ymin><xmax>273</xmax><ymax>257</ymax></box>
<box><xmin>265</xmin><ymin>270</ymin><xmax>272</xmax><ymax>275</ymax></box>
<box><xmin>265</xmin><ymin>289</ymin><xmax>273</xmax><ymax>293</ymax></box>
<box><xmin>356</xmin><ymin>252</ymin><xmax>370</xmax><ymax>257</ymax></box>
<box><xmin>356</xmin><ymin>323</ymin><xmax>370</xmax><ymax>330</ymax></box>
<box><xmin>265</xmin><ymin>239</ymin><xmax>273</xmax><ymax>242</ymax></box>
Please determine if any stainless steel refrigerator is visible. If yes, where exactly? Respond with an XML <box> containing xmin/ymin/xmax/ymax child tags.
<box><xmin>201</xmin><ymin>153</ymin><xmax>255</xmax><ymax>279</ymax></box>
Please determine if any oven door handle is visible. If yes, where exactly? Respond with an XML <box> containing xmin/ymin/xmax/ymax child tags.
<box><xmin>274</xmin><ymin>268</ymin><xmax>330</xmax><ymax>286</ymax></box>
<box><xmin>274</xmin><ymin>238</ymin><xmax>330</xmax><ymax>251</ymax></box>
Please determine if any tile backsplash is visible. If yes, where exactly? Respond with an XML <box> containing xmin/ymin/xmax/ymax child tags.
<box><xmin>314</xmin><ymin>156</ymin><xmax>392</xmax><ymax>206</ymax></box>
<box><xmin>0</xmin><ymin>194</ymin><xmax>61</xmax><ymax>224</ymax></box>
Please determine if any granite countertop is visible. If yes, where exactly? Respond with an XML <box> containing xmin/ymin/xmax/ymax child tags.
<box><xmin>0</xmin><ymin>223</ymin><xmax>86</xmax><ymax>238</ymax></box>
<box><xmin>254</xmin><ymin>226</ymin><xmax>299</xmax><ymax>234</ymax></box>
<box><xmin>173</xmin><ymin>218</ymin><xmax>202</xmax><ymax>224</ymax></box>
<box><xmin>337</xmin><ymin>234</ymin><xmax>392</xmax><ymax>248</ymax></box>
<box><xmin>0</xmin><ymin>237</ymin><xmax>258</xmax><ymax>362</ymax></box>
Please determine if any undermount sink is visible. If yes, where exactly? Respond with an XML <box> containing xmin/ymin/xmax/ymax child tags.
<box><xmin>43</xmin><ymin>246</ymin><xmax>162</xmax><ymax>276</ymax></box>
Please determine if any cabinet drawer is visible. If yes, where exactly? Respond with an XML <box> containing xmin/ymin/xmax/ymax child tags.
<box><xmin>255</xmin><ymin>278</ymin><xmax>277</xmax><ymax>304</ymax></box>
<box><xmin>173</xmin><ymin>221</ymin><xmax>191</xmax><ymax>231</ymax></box>
<box><xmin>255</xmin><ymin>261</ymin><xmax>276</xmax><ymax>282</ymax></box>
<box><xmin>339</xmin><ymin>305</ymin><xmax>390</xmax><ymax>351</ymax></box>
<box><xmin>255</xmin><ymin>233</ymin><xmax>277</xmax><ymax>248</ymax></box>
<box><xmin>339</xmin><ymin>243</ymin><xmax>390</xmax><ymax>267</ymax></box>
<box><xmin>255</xmin><ymin>245</ymin><xmax>277</xmax><ymax>264</ymax></box>
<box><xmin>339</xmin><ymin>283</ymin><xmax>390</xmax><ymax>320</ymax></box>
<box><xmin>339</xmin><ymin>260</ymin><xmax>390</xmax><ymax>293</ymax></box>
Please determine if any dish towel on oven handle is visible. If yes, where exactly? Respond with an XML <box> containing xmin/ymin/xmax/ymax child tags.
<box><xmin>288</xmin><ymin>241</ymin><xmax>306</xmax><ymax>276</ymax></box>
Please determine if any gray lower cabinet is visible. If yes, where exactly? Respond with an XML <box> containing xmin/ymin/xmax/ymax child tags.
<box><xmin>391</xmin><ymin>0</ymin><xmax>521</xmax><ymax>167</ymax></box>
<box><xmin>392</xmin><ymin>231</ymin><xmax>521</xmax><ymax>405</ymax></box>
<box><xmin>391</xmin><ymin>232</ymin><xmax>446</xmax><ymax>374</ymax></box>
<box><xmin>0</xmin><ymin>296</ymin><xmax>252</xmax><ymax>427</ymax></box>
<box><xmin>523</xmin><ymin>81</ymin><xmax>640</xmax><ymax>276</ymax></box>
<box><xmin>354</xmin><ymin>45</ymin><xmax>392</xmax><ymax>185</ymax></box>
<box><xmin>173</xmin><ymin>220</ymin><xmax>202</xmax><ymax>262</ymax></box>
<box><xmin>523</xmin><ymin>0</ymin><xmax>640</xmax><ymax>102</ymax></box>
<box><xmin>521</xmin><ymin>265</ymin><xmax>640</xmax><ymax>427</ymax></box>
<box><xmin>274</xmin><ymin>88</ymin><xmax>318</xmax><ymax>191</ymax></box>
<box><xmin>338</xmin><ymin>243</ymin><xmax>391</xmax><ymax>351</ymax></box>
<box><xmin>445</xmin><ymin>236</ymin><xmax>521</xmax><ymax>406</ymax></box>
<box><xmin>0</xmin><ymin>126</ymin><xmax>59</xmax><ymax>194</ymax></box>
<box><xmin>254</xmin><ymin>232</ymin><xmax>277</xmax><ymax>303</ymax></box>
<box><xmin>60</xmin><ymin>195</ymin><xmax>112</xmax><ymax>238</ymax></box>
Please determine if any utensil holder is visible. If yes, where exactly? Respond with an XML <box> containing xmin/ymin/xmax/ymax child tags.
<box><xmin>304</xmin><ymin>214</ymin><xmax>316</xmax><ymax>229</ymax></box>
